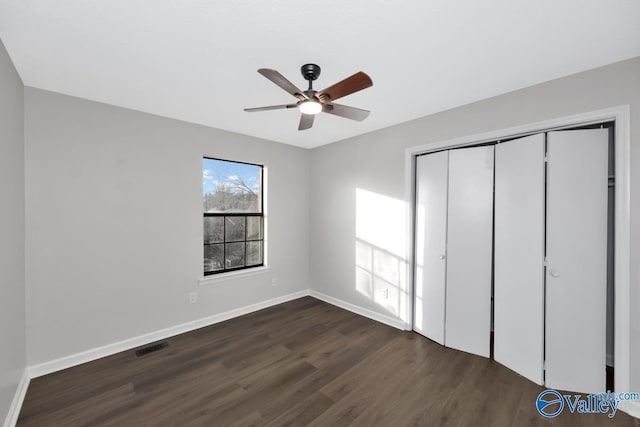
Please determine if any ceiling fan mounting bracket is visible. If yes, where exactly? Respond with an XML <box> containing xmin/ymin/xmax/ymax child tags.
<box><xmin>301</xmin><ymin>63</ymin><xmax>321</xmax><ymax>81</ymax></box>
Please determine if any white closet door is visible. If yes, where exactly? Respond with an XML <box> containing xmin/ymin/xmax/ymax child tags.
<box><xmin>414</xmin><ymin>151</ymin><xmax>449</xmax><ymax>344</ymax></box>
<box><xmin>546</xmin><ymin>129</ymin><xmax>608</xmax><ymax>394</ymax></box>
<box><xmin>494</xmin><ymin>134</ymin><xmax>545</xmax><ymax>385</ymax></box>
<box><xmin>445</xmin><ymin>146</ymin><xmax>494</xmax><ymax>357</ymax></box>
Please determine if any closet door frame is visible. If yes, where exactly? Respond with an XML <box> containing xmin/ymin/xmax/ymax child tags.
<box><xmin>405</xmin><ymin>106</ymin><xmax>631</xmax><ymax>397</ymax></box>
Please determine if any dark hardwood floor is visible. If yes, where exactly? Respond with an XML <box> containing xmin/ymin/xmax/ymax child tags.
<box><xmin>17</xmin><ymin>297</ymin><xmax>639</xmax><ymax>426</ymax></box>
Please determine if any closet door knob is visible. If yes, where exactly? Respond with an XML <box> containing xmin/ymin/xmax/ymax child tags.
<box><xmin>439</xmin><ymin>254</ymin><xmax>446</xmax><ymax>260</ymax></box>
<box><xmin>549</xmin><ymin>270</ymin><xmax>560</xmax><ymax>278</ymax></box>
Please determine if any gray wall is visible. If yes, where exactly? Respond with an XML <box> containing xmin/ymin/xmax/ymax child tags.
<box><xmin>310</xmin><ymin>57</ymin><xmax>640</xmax><ymax>390</ymax></box>
<box><xmin>24</xmin><ymin>88</ymin><xmax>310</xmax><ymax>365</ymax></box>
<box><xmin>0</xmin><ymin>39</ymin><xmax>26</xmax><ymax>420</ymax></box>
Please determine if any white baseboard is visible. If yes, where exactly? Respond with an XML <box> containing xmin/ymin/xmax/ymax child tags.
<box><xmin>620</xmin><ymin>400</ymin><xmax>640</xmax><ymax>419</ymax></box>
<box><xmin>27</xmin><ymin>289</ymin><xmax>407</xmax><ymax>380</ymax></box>
<box><xmin>309</xmin><ymin>290</ymin><xmax>406</xmax><ymax>330</ymax></box>
<box><xmin>3</xmin><ymin>369</ymin><xmax>30</xmax><ymax>427</ymax></box>
<box><xmin>28</xmin><ymin>290</ymin><xmax>310</xmax><ymax>378</ymax></box>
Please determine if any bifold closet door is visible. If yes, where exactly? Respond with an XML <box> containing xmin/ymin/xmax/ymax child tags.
<box><xmin>494</xmin><ymin>134</ymin><xmax>545</xmax><ymax>385</ymax></box>
<box><xmin>545</xmin><ymin>129</ymin><xmax>608</xmax><ymax>394</ymax></box>
<box><xmin>414</xmin><ymin>151</ymin><xmax>449</xmax><ymax>344</ymax></box>
<box><xmin>445</xmin><ymin>146</ymin><xmax>494</xmax><ymax>357</ymax></box>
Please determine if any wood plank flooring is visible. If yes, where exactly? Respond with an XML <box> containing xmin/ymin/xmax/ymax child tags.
<box><xmin>17</xmin><ymin>297</ymin><xmax>640</xmax><ymax>426</ymax></box>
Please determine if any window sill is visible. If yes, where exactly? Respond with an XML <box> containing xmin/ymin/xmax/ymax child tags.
<box><xmin>198</xmin><ymin>266</ymin><xmax>271</xmax><ymax>286</ymax></box>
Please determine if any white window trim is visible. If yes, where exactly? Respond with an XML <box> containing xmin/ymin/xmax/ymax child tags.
<box><xmin>198</xmin><ymin>266</ymin><xmax>271</xmax><ymax>286</ymax></box>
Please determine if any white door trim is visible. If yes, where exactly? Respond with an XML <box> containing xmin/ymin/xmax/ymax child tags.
<box><xmin>404</xmin><ymin>105</ymin><xmax>631</xmax><ymax>396</ymax></box>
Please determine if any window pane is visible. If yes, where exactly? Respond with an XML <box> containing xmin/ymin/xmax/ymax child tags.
<box><xmin>203</xmin><ymin>217</ymin><xmax>224</xmax><ymax>244</ymax></box>
<box><xmin>246</xmin><ymin>241</ymin><xmax>262</xmax><ymax>266</ymax></box>
<box><xmin>247</xmin><ymin>216</ymin><xmax>262</xmax><ymax>241</ymax></box>
<box><xmin>225</xmin><ymin>217</ymin><xmax>245</xmax><ymax>242</ymax></box>
<box><xmin>203</xmin><ymin>157</ymin><xmax>265</xmax><ymax>275</ymax></box>
<box><xmin>204</xmin><ymin>244</ymin><xmax>224</xmax><ymax>272</ymax></box>
<box><xmin>225</xmin><ymin>242</ymin><xmax>245</xmax><ymax>268</ymax></box>
<box><xmin>203</xmin><ymin>158</ymin><xmax>262</xmax><ymax>213</ymax></box>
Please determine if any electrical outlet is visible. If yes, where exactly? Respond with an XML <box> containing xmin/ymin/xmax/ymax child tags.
<box><xmin>189</xmin><ymin>292</ymin><xmax>197</xmax><ymax>304</ymax></box>
<box><xmin>383</xmin><ymin>288</ymin><xmax>389</xmax><ymax>299</ymax></box>
<box><xmin>271</xmin><ymin>277</ymin><xmax>277</xmax><ymax>286</ymax></box>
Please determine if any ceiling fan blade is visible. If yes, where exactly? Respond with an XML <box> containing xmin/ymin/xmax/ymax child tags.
<box><xmin>298</xmin><ymin>113</ymin><xmax>315</xmax><ymax>130</ymax></box>
<box><xmin>318</xmin><ymin>71</ymin><xmax>372</xmax><ymax>102</ymax></box>
<box><xmin>244</xmin><ymin>104</ymin><xmax>298</xmax><ymax>112</ymax></box>
<box><xmin>258</xmin><ymin>69</ymin><xmax>307</xmax><ymax>100</ymax></box>
<box><xmin>323</xmin><ymin>103</ymin><xmax>370</xmax><ymax>121</ymax></box>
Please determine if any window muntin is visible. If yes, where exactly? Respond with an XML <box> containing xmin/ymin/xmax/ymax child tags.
<box><xmin>203</xmin><ymin>158</ymin><xmax>264</xmax><ymax>275</ymax></box>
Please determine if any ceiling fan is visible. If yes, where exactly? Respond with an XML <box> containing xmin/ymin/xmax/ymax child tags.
<box><xmin>244</xmin><ymin>64</ymin><xmax>373</xmax><ymax>131</ymax></box>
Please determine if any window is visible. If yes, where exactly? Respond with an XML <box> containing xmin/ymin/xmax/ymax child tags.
<box><xmin>203</xmin><ymin>157</ymin><xmax>264</xmax><ymax>275</ymax></box>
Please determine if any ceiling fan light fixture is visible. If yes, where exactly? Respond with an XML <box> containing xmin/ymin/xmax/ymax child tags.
<box><xmin>299</xmin><ymin>100</ymin><xmax>322</xmax><ymax>115</ymax></box>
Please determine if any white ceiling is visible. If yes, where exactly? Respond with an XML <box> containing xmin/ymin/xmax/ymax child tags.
<box><xmin>1</xmin><ymin>1</ymin><xmax>639</xmax><ymax>149</ymax></box>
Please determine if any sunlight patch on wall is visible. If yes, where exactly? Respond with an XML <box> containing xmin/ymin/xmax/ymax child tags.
<box><xmin>414</xmin><ymin>203</ymin><xmax>425</xmax><ymax>330</ymax></box>
<box><xmin>414</xmin><ymin>265</ymin><xmax>424</xmax><ymax>330</ymax></box>
<box><xmin>355</xmin><ymin>188</ymin><xmax>409</xmax><ymax>322</ymax></box>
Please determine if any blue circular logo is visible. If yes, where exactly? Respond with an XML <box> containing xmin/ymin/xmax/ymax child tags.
<box><xmin>536</xmin><ymin>389</ymin><xmax>564</xmax><ymax>418</ymax></box>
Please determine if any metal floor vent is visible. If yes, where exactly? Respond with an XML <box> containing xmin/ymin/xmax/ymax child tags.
<box><xmin>135</xmin><ymin>341</ymin><xmax>170</xmax><ymax>357</ymax></box>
